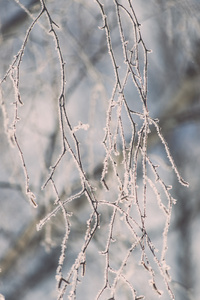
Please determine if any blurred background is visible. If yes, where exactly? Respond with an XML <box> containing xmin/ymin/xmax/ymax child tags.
<box><xmin>0</xmin><ymin>0</ymin><xmax>200</xmax><ymax>299</ymax></box>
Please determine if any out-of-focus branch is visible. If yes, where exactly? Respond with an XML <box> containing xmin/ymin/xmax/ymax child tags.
<box><xmin>0</xmin><ymin>0</ymin><xmax>41</xmax><ymax>40</ymax></box>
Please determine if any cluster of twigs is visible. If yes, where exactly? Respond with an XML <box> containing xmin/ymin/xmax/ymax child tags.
<box><xmin>0</xmin><ymin>1</ymin><xmax>189</xmax><ymax>299</ymax></box>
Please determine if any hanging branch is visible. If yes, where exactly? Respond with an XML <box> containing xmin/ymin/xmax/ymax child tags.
<box><xmin>1</xmin><ymin>1</ymin><xmax>189</xmax><ymax>299</ymax></box>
